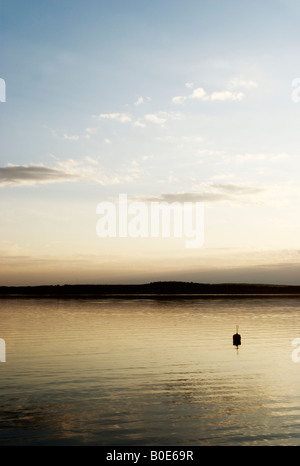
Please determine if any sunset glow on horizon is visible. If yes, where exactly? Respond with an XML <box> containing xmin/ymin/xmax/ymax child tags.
<box><xmin>2</xmin><ymin>0</ymin><xmax>300</xmax><ymax>286</ymax></box>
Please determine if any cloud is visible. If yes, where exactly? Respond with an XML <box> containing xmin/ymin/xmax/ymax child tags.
<box><xmin>210</xmin><ymin>90</ymin><xmax>244</xmax><ymax>101</ymax></box>
<box><xmin>190</xmin><ymin>87</ymin><xmax>208</xmax><ymax>100</ymax></box>
<box><xmin>132</xmin><ymin>120</ymin><xmax>146</xmax><ymax>128</ymax></box>
<box><xmin>172</xmin><ymin>87</ymin><xmax>208</xmax><ymax>104</ymax></box>
<box><xmin>63</xmin><ymin>133</ymin><xmax>80</xmax><ymax>140</ymax></box>
<box><xmin>0</xmin><ymin>156</ymin><xmax>143</xmax><ymax>187</ymax></box>
<box><xmin>97</xmin><ymin>105</ymin><xmax>182</xmax><ymax>130</ymax></box>
<box><xmin>144</xmin><ymin>113</ymin><xmax>168</xmax><ymax>126</ymax></box>
<box><xmin>0</xmin><ymin>165</ymin><xmax>78</xmax><ymax>186</ymax></box>
<box><xmin>84</xmin><ymin>127</ymin><xmax>98</xmax><ymax>139</ymax></box>
<box><xmin>55</xmin><ymin>158</ymin><xmax>142</xmax><ymax>186</ymax></box>
<box><xmin>144</xmin><ymin>111</ymin><xmax>185</xmax><ymax>127</ymax></box>
<box><xmin>98</xmin><ymin>113</ymin><xmax>132</xmax><ymax>123</ymax></box>
<box><xmin>172</xmin><ymin>84</ymin><xmax>250</xmax><ymax>104</ymax></box>
<box><xmin>138</xmin><ymin>183</ymin><xmax>265</xmax><ymax>205</ymax></box>
<box><xmin>172</xmin><ymin>95</ymin><xmax>187</xmax><ymax>105</ymax></box>
<box><xmin>97</xmin><ymin>111</ymin><xmax>148</xmax><ymax>129</ymax></box>
<box><xmin>134</xmin><ymin>96</ymin><xmax>151</xmax><ymax>106</ymax></box>
<box><xmin>211</xmin><ymin>183</ymin><xmax>264</xmax><ymax>195</ymax></box>
<box><xmin>134</xmin><ymin>97</ymin><xmax>144</xmax><ymax>106</ymax></box>
<box><xmin>142</xmin><ymin>192</ymin><xmax>226</xmax><ymax>203</ymax></box>
<box><xmin>85</xmin><ymin>127</ymin><xmax>97</xmax><ymax>134</ymax></box>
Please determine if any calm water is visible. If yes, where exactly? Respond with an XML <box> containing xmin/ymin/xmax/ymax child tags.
<box><xmin>1</xmin><ymin>297</ymin><xmax>300</xmax><ymax>446</ymax></box>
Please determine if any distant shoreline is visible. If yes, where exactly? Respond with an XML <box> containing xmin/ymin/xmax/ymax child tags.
<box><xmin>1</xmin><ymin>281</ymin><xmax>300</xmax><ymax>299</ymax></box>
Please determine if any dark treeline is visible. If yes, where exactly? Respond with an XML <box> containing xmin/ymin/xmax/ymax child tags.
<box><xmin>1</xmin><ymin>281</ymin><xmax>300</xmax><ymax>299</ymax></box>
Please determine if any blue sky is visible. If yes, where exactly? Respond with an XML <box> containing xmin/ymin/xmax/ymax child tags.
<box><xmin>2</xmin><ymin>0</ymin><xmax>300</xmax><ymax>285</ymax></box>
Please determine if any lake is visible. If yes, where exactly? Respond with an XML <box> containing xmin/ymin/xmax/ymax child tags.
<box><xmin>1</xmin><ymin>297</ymin><xmax>300</xmax><ymax>446</ymax></box>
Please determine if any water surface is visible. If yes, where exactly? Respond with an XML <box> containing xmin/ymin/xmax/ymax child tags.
<box><xmin>1</xmin><ymin>298</ymin><xmax>300</xmax><ymax>445</ymax></box>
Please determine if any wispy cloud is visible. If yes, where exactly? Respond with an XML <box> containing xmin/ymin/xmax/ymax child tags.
<box><xmin>95</xmin><ymin>103</ymin><xmax>184</xmax><ymax>130</ymax></box>
<box><xmin>210</xmin><ymin>90</ymin><xmax>244</xmax><ymax>101</ymax></box>
<box><xmin>172</xmin><ymin>95</ymin><xmax>188</xmax><ymax>105</ymax></box>
<box><xmin>84</xmin><ymin>127</ymin><xmax>98</xmax><ymax>139</ymax></box>
<box><xmin>172</xmin><ymin>87</ymin><xmax>208</xmax><ymax>104</ymax></box>
<box><xmin>0</xmin><ymin>165</ymin><xmax>78</xmax><ymax>186</ymax></box>
<box><xmin>142</xmin><ymin>192</ymin><xmax>226</xmax><ymax>203</ymax></box>
<box><xmin>97</xmin><ymin>111</ymin><xmax>149</xmax><ymax>128</ymax></box>
<box><xmin>132</xmin><ymin>120</ymin><xmax>146</xmax><ymax>128</ymax></box>
<box><xmin>63</xmin><ymin>133</ymin><xmax>80</xmax><ymax>140</ymax></box>
<box><xmin>55</xmin><ymin>158</ymin><xmax>142</xmax><ymax>186</ymax></box>
<box><xmin>98</xmin><ymin>113</ymin><xmax>132</xmax><ymax>123</ymax></box>
<box><xmin>138</xmin><ymin>183</ymin><xmax>266</xmax><ymax>204</ymax></box>
<box><xmin>172</xmin><ymin>79</ymin><xmax>257</xmax><ymax>104</ymax></box>
<box><xmin>210</xmin><ymin>183</ymin><xmax>264</xmax><ymax>195</ymax></box>
<box><xmin>144</xmin><ymin>113</ymin><xmax>168</xmax><ymax>126</ymax></box>
<box><xmin>0</xmin><ymin>158</ymin><xmax>143</xmax><ymax>187</ymax></box>
<box><xmin>134</xmin><ymin>96</ymin><xmax>151</xmax><ymax>106</ymax></box>
<box><xmin>144</xmin><ymin>111</ymin><xmax>185</xmax><ymax>127</ymax></box>
<box><xmin>134</xmin><ymin>97</ymin><xmax>144</xmax><ymax>106</ymax></box>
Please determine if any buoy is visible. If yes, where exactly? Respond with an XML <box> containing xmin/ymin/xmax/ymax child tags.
<box><xmin>233</xmin><ymin>325</ymin><xmax>241</xmax><ymax>346</ymax></box>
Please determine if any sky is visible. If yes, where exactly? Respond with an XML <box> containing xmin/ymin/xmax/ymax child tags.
<box><xmin>1</xmin><ymin>0</ymin><xmax>300</xmax><ymax>285</ymax></box>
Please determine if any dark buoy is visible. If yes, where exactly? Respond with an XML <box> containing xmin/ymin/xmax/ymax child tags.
<box><xmin>233</xmin><ymin>325</ymin><xmax>241</xmax><ymax>346</ymax></box>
